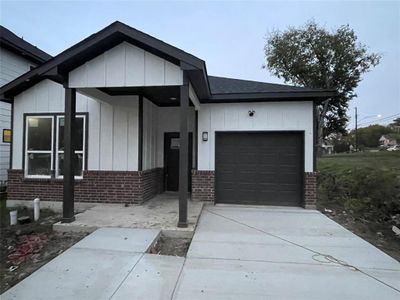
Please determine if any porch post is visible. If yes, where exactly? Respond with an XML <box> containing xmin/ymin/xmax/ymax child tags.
<box><xmin>178</xmin><ymin>76</ymin><xmax>189</xmax><ymax>227</ymax></box>
<box><xmin>62</xmin><ymin>87</ymin><xmax>76</xmax><ymax>223</ymax></box>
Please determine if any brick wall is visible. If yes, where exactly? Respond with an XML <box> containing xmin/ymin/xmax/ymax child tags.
<box><xmin>191</xmin><ymin>170</ymin><xmax>215</xmax><ymax>201</ymax></box>
<box><xmin>304</xmin><ymin>172</ymin><xmax>317</xmax><ymax>209</ymax></box>
<box><xmin>7</xmin><ymin>168</ymin><xmax>164</xmax><ymax>204</ymax></box>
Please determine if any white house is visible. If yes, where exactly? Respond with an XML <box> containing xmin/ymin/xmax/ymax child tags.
<box><xmin>379</xmin><ymin>135</ymin><xmax>397</xmax><ymax>147</ymax></box>
<box><xmin>0</xmin><ymin>26</ymin><xmax>51</xmax><ymax>182</ymax></box>
<box><xmin>0</xmin><ymin>22</ymin><xmax>334</xmax><ymax>225</ymax></box>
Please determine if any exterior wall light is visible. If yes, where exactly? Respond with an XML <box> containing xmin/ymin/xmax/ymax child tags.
<box><xmin>248</xmin><ymin>110</ymin><xmax>255</xmax><ymax>117</ymax></box>
<box><xmin>202</xmin><ymin>132</ymin><xmax>208</xmax><ymax>142</ymax></box>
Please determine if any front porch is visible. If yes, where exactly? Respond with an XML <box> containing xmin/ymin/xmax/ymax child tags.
<box><xmin>53</xmin><ymin>193</ymin><xmax>203</xmax><ymax>236</ymax></box>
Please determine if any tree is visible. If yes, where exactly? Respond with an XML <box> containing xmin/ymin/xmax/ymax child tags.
<box><xmin>350</xmin><ymin>124</ymin><xmax>392</xmax><ymax>148</ymax></box>
<box><xmin>263</xmin><ymin>21</ymin><xmax>381</xmax><ymax>152</ymax></box>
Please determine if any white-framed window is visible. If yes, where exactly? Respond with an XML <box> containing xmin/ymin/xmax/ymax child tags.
<box><xmin>24</xmin><ymin>116</ymin><xmax>54</xmax><ymax>178</ymax></box>
<box><xmin>24</xmin><ymin>114</ymin><xmax>86</xmax><ymax>179</ymax></box>
<box><xmin>55</xmin><ymin>115</ymin><xmax>86</xmax><ymax>179</ymax></box>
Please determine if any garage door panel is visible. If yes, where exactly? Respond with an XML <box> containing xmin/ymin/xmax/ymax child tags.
<box><xmin>215</xmin><ymin>132</ymin><xmax>303</xmax><ymax>206</ymax></box>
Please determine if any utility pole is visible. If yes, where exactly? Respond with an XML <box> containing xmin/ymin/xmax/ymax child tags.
<box><xmin>355</xmin><ymin>107</ymin><xmax>358</xmax><ymax>152</ymax></box>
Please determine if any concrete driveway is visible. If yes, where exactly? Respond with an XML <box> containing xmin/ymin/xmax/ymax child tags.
<box><xmin>2</xmin><ymin>205</ymin><xmax>400</xmax><ymax>299</ymax></box>
<box><xmin>175</xmin><ymin>205</ymin><xmax>400</xmax><ymax>299</ymax></box>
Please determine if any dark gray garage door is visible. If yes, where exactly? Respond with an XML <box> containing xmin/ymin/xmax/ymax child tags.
<box><xmin>215</xmin><ymin>132</ymin><xmax>303</xmax><ymax>206</ymax></box>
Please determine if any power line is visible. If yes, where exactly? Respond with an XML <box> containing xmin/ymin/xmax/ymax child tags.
<box><xmin>357</xmin><ymin>113</ymin><xmax>400</xmax><ymax>127</ymax></box>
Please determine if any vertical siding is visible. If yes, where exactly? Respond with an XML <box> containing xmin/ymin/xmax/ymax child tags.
<box><xmin>155</xmin><ymin>107</ymin><xmax>195</xmax><ymax>168</ymax></box>
<box><xmin>197</xmin><ymin>102</ymin><xmax>314</xmax><ymax>172</ymax></box>
<box><xmin>12</xmin><ymin>79</ymin><xmax>139</xmax><ymax>171</ymax></box>
<box><xmin>142</xmin><ymin>98</ymin><xmax>158</xmax><ymax>170</ymax></box>
<box><xmin>69</xmin><ymin>42</ymin><xmax>183</xmax><ymax>88</ymax></box>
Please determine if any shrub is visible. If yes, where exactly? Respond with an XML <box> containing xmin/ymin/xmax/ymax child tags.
<box><xmin>318</xmin><ymin>168</ymin><xmax>400</xmax><ymax>220</ymax></box>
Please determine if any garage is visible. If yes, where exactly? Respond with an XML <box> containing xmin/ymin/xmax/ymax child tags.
<box><xmin>215</xmin><ymin>132</ymin><xmax>304</xmax><ymax>206</ymax></box>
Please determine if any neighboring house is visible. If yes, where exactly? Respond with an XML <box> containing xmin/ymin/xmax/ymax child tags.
<box><xmin>379</xmin><ymin>135</ymin><xmax>397</xmax><ymax>147</ymax></box>
<box><xmin>0</xmin><ymin>22</ymin><xmax>334</xmax><ymax>225</ymax></box>
<box><xmin>321</xmin><ymin>142</ymin><xmax>334</xmax><ymax>155</ymax></box>
<box><xmin>0</xmin><ymin>26</ymin><xmax>51</xmax><ymax>182</ymax></box>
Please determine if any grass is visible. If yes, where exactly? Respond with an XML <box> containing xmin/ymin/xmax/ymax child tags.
<box><xmin>318</xmin><ymin>151</ymin><xmax>400</xmax><ymax>175</ymax></box>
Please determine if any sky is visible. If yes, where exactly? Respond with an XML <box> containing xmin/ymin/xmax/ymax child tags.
<box><xmin>1</xmin><ymin>0</ymin><xmax>399</xmax><ymax>129</ymax></box>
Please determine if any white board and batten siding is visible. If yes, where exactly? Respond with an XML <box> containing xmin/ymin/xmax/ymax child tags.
<box><xmin>197</xmin><ymin>102</ymin><xmax>314</xmax><ymax>172</ymax></box>
<box><xmin>142</xmin><ymin>98</ymin><xmax>196</xmax><ymax>170</ymax></box>
<box><xmin>69</xmin><ymin>42</ymin><xmax>183</xmax><ymax>88</ymax></box>
<box><xmin>12</xmin><ymin>79</ymin><xmax>140</xmax><ymax>171</ymax></box>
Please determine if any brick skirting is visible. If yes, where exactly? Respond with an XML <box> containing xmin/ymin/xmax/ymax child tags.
<box><xmin>7</xmin><ymin>168</ymin><xmax>164</xmax><ymax>204</ymax></box>
<box><xmin>191</xmin><ymin>170</ymin><xmax>317</xmax><ymax>208</ymax></box>
<box><xmin>304</xmin><ymin>172</ymin><xmax>317</xmax><ymax>209</ymax></box>
<box><xmin>191</xmin><ymin>170</ymin><xmax>215</xmax><ymax>201</ymax></box>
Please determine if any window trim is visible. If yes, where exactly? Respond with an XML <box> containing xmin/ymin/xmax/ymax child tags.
<box><xmin>24</xmin><ymin>115</ymin><xmax>54</xmax><ymax>179</ymax></box>
<box><xmin>23</xmin><ymin>113</ymin><xmax>88</xmax><ymax>180</ymax></box>
<box><xmin>55</xmin><ymin>115</ymin><xmax>86</xmax><ymax>179</ymax></box>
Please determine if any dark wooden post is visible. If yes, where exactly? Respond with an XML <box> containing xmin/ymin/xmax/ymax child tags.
<box><xmin>62</xmin><ymin>87</ymin><xmax>76</xmax><ymax>223</ymax></box>
<box><xmin>178</xmin><ymin>76</ymin><xmax>189</xmax><ymax>227</ymax></box>
<box><xmin>138</xmin><ymin>95</ymin><xmax>143</xmax><ymax>171</ymax></box>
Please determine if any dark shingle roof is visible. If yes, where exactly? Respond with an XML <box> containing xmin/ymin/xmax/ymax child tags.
<box><xmin>0</xmin><ymin>25</ymin><xmax>52</xmax><ymax>64</ymax></box>
<box><xmin>208</xmin><ymin>76</ymin><xmax>321</xmax><ymax>95</ymax></box>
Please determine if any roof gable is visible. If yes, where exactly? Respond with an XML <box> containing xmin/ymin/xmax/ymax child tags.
<box><xmin>1</xmin><ymin>21</ymin><xmax>334</xmax><ymax>102</ymax></box>
<box><xmin>0</xmin><ymin>25</ymin><xmax>52</xmax><ymax>64</ymax></box>
<box><xmin>0</xmin><ymin>21</ymin><xmax>209</xmax><ymax>99</ymax></box>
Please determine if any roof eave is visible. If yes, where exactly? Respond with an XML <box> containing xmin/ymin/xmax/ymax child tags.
<box><xmin>203</xmin><ymin>90</ymin><xmax>336</xmax><ymax>103</ymax></box>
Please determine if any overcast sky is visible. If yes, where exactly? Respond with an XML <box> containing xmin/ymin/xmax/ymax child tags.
<box><xmin>1</xmin><ymin>0</ymin><xmax>399</xmax><ymax>128</ymax></box>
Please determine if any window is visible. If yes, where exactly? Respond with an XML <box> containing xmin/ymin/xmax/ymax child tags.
<box><xmin>56</xmin><ymin>116</ymin><xmax>85</xmax><ymax>178</ymax></box>
<box><xmin>24</xmin><ymin>114</ymin><xmax>86</xmax><ymax>179</ymax></box>
<box><xmin>25</xmin><ymin>116</ymin><xmax>54</xmax><ymax>178</ymax></box>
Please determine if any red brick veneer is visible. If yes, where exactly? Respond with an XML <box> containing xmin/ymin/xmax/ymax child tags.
<box><xmin>7</xmin><ymin>168</ymin><xmax>164</xmax><ymax>204</ymax></box>
<box><xmin>191</xmin><ymin>170</ymin><xmax>215</xmax><ymax>201</ymax></box>
<box><xmin>304</xmin><ymin>172</ymin><xmax>317</xmax><ymax>209</ymax></box>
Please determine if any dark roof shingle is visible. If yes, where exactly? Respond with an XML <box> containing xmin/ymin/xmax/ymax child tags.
<box><xmin>208</xmin><ymin>76</ymin><xmax>322</xmax><ymax>95</ymax></box>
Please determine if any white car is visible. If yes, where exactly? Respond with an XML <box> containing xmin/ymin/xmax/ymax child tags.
<box><xmin>387</xmin><ymin>145</ymin><xmax>400</xmax><ymax>151</ymax></box>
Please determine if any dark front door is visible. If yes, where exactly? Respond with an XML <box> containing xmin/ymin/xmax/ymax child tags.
<box><xmin>215</xmin><ymin>132</ymin><xmax>304</xmax><ymax>206</ymax></box>
<box><xmin>164</xmin><ymin>132</ymin><xmax>193</xmax><ymax>191</ymax></box>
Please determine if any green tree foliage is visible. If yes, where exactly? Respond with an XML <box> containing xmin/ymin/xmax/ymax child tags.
<box><xmin>264</xmin><ymin>21</ymin><xmax>381</xmax><ymax>138</ymax></box>
<box><xmin>350</xmin><ymin>124</ymin><xmax>392</xmax><ymax>148</ymax></box>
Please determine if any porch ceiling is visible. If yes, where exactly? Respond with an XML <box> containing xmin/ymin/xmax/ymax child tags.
<box><xmin>99</xmin><ymin>86</ymin><xmax>194</xmax><ymax>107</ymax></box>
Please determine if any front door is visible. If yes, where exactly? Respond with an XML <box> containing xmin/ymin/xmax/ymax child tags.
<box><xmin>164</xmin><ymin>132</ymin><xmax>193</xmax><ymax>191</ymax></box>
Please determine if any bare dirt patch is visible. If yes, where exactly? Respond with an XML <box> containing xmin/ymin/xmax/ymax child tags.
<box><xmin>149</xmin><ymin>235</ymin><xmax>191</xmax><ymax>257</ymax></box>
<box><xmin>319</xmin><ymin>205</ymin><xmax>400</xmax><ymax>262</ymax></box>
<box><xmin>0</xmin><ymin>204</ymin><xmax>87</xmax><ymax>294</ymax></box>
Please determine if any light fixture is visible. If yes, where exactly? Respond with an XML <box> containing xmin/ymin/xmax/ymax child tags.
<box><xmin>169</xmin><ymin>97</ymin><xmax>177</xmax><ymax>101</ymax></box>
<box><xmin>248</xmin><ymin>110</ymin><xmax>255</xmax><ymax>117</ymax></box>
<box><xmin>202</xmin><ymin>132</ymin><xmax>208</xmax><ymax>142</ymax></box>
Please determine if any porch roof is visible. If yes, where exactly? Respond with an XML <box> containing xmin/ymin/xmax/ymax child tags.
<box><xmin>0</xmin><ymin>21</ymin><xmax>335</xmax><ymax>103</ymax></box>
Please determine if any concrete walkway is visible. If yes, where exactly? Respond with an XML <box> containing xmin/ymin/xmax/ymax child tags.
<box><xmin>53</xmin><ymin>193</ymin><xmax>203</xmax><ymax>237</ymax></box>
<box><xmin>2</xmin><ymin>227</ymin><xmax>186</xmax><ymax>300</ymax></box>
<box><xmin>2</xmin><ymin>206</ymin><xmax>400</xmax><ymax>299</ymax></box>
<box><xmin>175</xmin><ymin>205</ymin><xmax>400</xmax><ymax>299</ymax></box>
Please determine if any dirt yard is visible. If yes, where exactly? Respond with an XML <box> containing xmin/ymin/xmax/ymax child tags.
<box><xmin>317</xmin><ymin>152</ymin><xmax>400</xmax><ymax>262</ymax></box>
<box><xmin>319</xmin><ymin>205</ymin><xmax>400</xmax><ymax>262</ymax></box>
<box><xmin>0</xmin><ymin>203</ymin><xmax>87</xmax><ymax>294</ymax></box>
<box><xmin>149</xmin><ymin>235</ymin><xmax>191</xmax><ymax>257</ymax></box>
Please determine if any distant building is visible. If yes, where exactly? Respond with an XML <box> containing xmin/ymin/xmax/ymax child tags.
<box><xmin>379</xmin><ymin>135</ymin><xmax>398</xmax><ymax>147</ymax></box>
<box><xmin>321</xmin><ymin>142</ymin><xmax>334</xmax><ymax>155</ymax></box>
